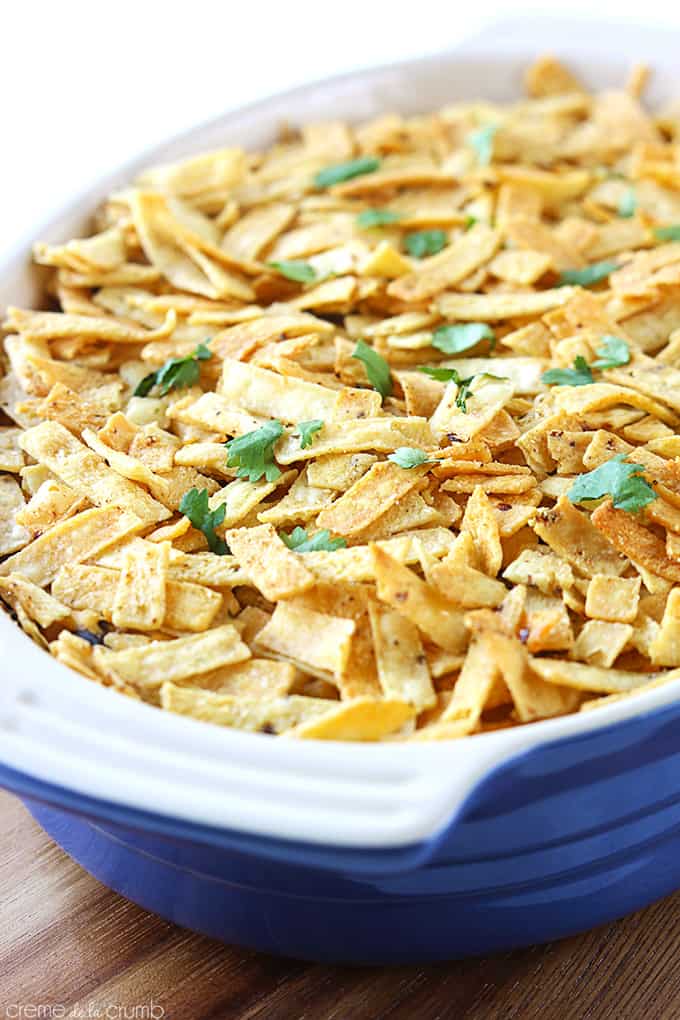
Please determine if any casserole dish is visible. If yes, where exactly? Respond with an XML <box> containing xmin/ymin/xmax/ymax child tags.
<box><xmin>3</xmin><ymin>16</ymin><xmax>680</xmax><ymax>963</ymax></box>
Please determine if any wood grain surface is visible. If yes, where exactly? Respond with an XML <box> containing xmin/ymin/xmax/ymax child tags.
<box><xmin>1</xmin><ymin>789</ymin><xmax>678</xmax><ymax>1020</ymax></box>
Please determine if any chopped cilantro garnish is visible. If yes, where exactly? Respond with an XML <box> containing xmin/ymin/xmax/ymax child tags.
<box><xmin>315</xmin><ymin>156</ymin><xmax>380</xmax><ymax>189</ymax></box>
<box><xmin>654</xmin><ymin>225</ymin><xmax>680</xmax><ymax>242</ymax></box>
<box><xmin>134</xmin><ymin>342</ymin><xmax>212</xmax><ymax>397</ymax></box>
<box><xmin>387</xmin><ymin>447</ymin><xmax>432</xmax><ymax>469</ymax></box>
<box><xmin>404</xmin><ymin>229</ymin><xmax>448</xmax><ymax>258</ymax></box>
<box><xmin>179</xmin><ymin>488</ymin><xmax>229</xmax><ymax>555</ymax></box>
<box><xmin>352</xmin><ymin>340</ymin><xmax>392</xmax><ymax>399</ymax></box>
<box><xmin>568</xmin><ymin>454</ymin><xmax>657</xmax><ymax>514</ymax></box>
<box><xmin>558</xmin><ymin>261</ymin><xmax>618</xmax><ymax>287</ymax></box>
<box><xmin>268</xmin><ymin>260</ymin><xmax>317</xmax><ymax>284</ymax></box>
<box><xmin>356</xmin><ymin>208</ymin><xmax>401</xmax><ymax>228</ymax></box>
<box><xmin>464</xmin><ymin>215</ymin><xmax>478</xmax><ymax>230</ymax></box>
<box><xmin>542</xmin><ymin>356</ymin><xmax>594</xmax><ymax>387</ymax></box>
<box><xmin>417</xmin><ymin>366</ymin><xmax>501</xmax><ymax>411</ymax></box>
<box><xmin>618</xmin><ymin>188</ymin><xmax>637</xmax><ymax>218</ymax></box>
<box><xmin>296</xmin><ymin>419</ymin><xmax>324</xmax><ymax>449</ymax></box>
<box><xmin>418</xmin><ymin>365</ymin><xmax>461</xmax><ymax>382</ymax></box>
<box><xmin>280</xmin><ymin>526</ymin><xmax>347</xmax><ymax>553</ymax></box>
<box><xmin>225</xmin><ymin>420</ymin><xmax>283</xmax><ymax>482</ymax></box>
<box><xmin>431</xmin><ymin>322</ymin><xmax>495</xmax><ymax>355</ymax></box>
<box><xmin>468</xmin><ymin>124</ymin><xmax>498</xmax><ymax>166</ymax></box>
<box><xmin>592</xmin><ymin>335</ymin><xmax>630</xmax><ymax>369</ymax></box>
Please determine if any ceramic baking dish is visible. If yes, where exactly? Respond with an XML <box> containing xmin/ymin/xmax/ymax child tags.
<box><xmin>2</xmin><ymin>16</ymin><xmax>680</xmax><ymax>963</ymax></box>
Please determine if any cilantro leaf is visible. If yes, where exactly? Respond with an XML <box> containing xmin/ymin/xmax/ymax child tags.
<box><xmin>356</xmin><ymin>208</ymin><xmax>401</xmax><ymax>228</ymax></box>
<box><xmin>417</xmin><ymin>367</ymin><xmax>501</xmax><ymax>411</ymax></box>
<box><xmin>431</xmin><ymin>322</ymin><xmax>495</xmax><ymax>355</ymax></box>
<box><xmin>568</xmin><ymin>454</ymin><xmax>657</xmax><ymax>514</ymax></box>
<box><xmin>268</xmin><ymin>260</ymin><xmax>317</xmax><ymax>284</ymax></box>
<box><xmin>558</xmin><ymin>260</ymin><xmax>618</xmax><ymax>287</ymax></box>
<box><xmin>404</xmin><ymin>230</ymin><xmax>447</xmax><ymax>258</ymax></box>
<box><xmin>225</xmin><ymin>420</ymin><xmax>283</xmax><ymax>482</ymax></box>
<box><xmin>468</xmin><ymin>124</ymin><xmax>498</xmax><ymax>166</ymax></box>
<box><xmin>352</xmin><ymin>340</ymin><xmax>392</xmax><ymax>399</ymax></box>
<box><xmin>655</xmin><ymin>225</ymin><xmax>680</xmax><ymax>242</ymax></box>
<box><xmin>592</xmin><ymin>334</ymin><xmax>630</xmax><ymax>369</ymax></box>
<box><xmin>464</xmin><ymin>215</ymin><xmax>478</xmax><ymax>230</ymax></box>
<box><xmin>418</xmin><ymin>365</ymin><xmax>461</xmax><ymax>382</ymax></box>
<box><xmin>134</xmin><ymin>342</ymin><xmax>212</xmax><ymax>397</ymax></box>
<box><xmin>179</xmin><ymin>488</ymin><xmax>229</xmax><ymax>555</ymax></box>
<box><xmin>280</xmin><ymin>526</ymin><xmax>347</xmax><ymax>553</ymax></box>
<box><xmin>296</xmin><ymin>419</ymin><xmax>324</xmax><ymax>449</ymax></box>
<box><xmin>618</xmin><ymin>188</ymin><xmax>637</xmax><ymax>218</ymax></box>
<box><xmin>387</xmin><ymin>447</ymin><xmax>433</xmax><ymax>469</ymax></box>
<box><xmin>315</xmin><ymin>156</ymin><xmax>380</xmax><ymax>189</ymax></box>
<box><xmin>454</xmin><ymin>374</ymin><xmax>477</xmax><ymax>412</ymax></box>
<box><xmin>542</xmin><ymin>356</ymin><xmax>594</xmax><ymax>387</ymax></box>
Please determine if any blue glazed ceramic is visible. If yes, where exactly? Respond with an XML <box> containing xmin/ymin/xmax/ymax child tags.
<box><xmin>4</xmin><ymin>700</ymin><xmax>680</xmax><ymax>963</ymax></box>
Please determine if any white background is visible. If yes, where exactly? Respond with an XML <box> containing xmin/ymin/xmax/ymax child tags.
<box><xmin>1</xmin><ymin>0</ymin><xmax>678</xmax><ymax>260</ymax></box>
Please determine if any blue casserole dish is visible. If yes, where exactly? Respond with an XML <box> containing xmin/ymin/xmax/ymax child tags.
<box><xmin>2</xmin><ymin>17</ymin><xmax>680</xmax><ymax>964</ymax></box>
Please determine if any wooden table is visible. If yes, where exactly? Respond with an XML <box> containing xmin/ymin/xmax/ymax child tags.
<box><xmin>1</xmin><ymin>790</ymin><xmax>678</xmax><ymax>1020</ymax></box>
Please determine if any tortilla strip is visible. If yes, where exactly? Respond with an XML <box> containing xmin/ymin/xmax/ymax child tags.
<box><xmin>3</xmin><ymin>306</ymin><xmax>176</xmax><ymax>344</ymax></box>
<box><xmin>276</xmin><ymin>416</ymin><xmax>435</xmax><ymax>463</ymax></box>
<box><xmin>388</xmin><ymin>224</ymin><xmax>501</xmax><ymax>302</ymax></box>
<box><xmin>438</xmin><ymin>287</ymin><xmax>579</xmax><ymax>321</ymax></box>
<box><xmin>368</xmin><ymin>601</ymin><xmax>435</xmax><ymax>710</ymax></box>
<box><xmin>591</xmin><ymin>499</ymin><xmax>680</xmax><ymax>583</ymax></box>
<box><xmin>94</xmin><ymin>624</ymin><xmax>250</xmax><ymax>689</ymax></box>
<box><xmin>218</xmin><ymin>358</ymin><xmax>340</xmax><ymax>423</ymax></box>
<box><xmin>111</xmin><ymin>540</ymin><xmax>169</xmax><ymax>631</ymax></box>
<box><xmin>19</xmin><ymin>421</ymin><xmax>170</xmax><ymax>525</ymax></box>
<box><xmin>533</xmin><ymin>495</ymin><xmax>627</xmax><ymax>577</ymax></box>
<box><xmin>52</xmin><ymin>562</ymin><xmax>222</xmax><ymax>632</ymax></box>
<box><xmin>161</xmin><ymin>682</ymin><xmax>337</xmax><ymax>733</ymax></box>
<box><xmin>316</xmin><ymin>461</ymin><xmax>429</xmax><ymax>537</ymax></box>
<box><xmin>254</xmin><ymin>601</ymin><xmax>355</xmax><ymax>677</ymax></box>
<box><xmin>0</xmin><ymin>507</ymin><xmax>143</xmax><ymax>586</ymax></box>
<box><xmin>226</xmin><ymin>524</ymin><xmax>316</xmax><ymax>601</ymax></box>
<box><xmin>530</xmin><ymin>656</ymin><xmax>679</xmax><ymax>694</ymax></box>
<box><xmin>288</xmin><ymin>697</ymin><xmax>415</xmax><ymax>741</ymax></box>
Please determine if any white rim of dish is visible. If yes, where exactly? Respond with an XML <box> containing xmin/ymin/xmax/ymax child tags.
<box><xmin>1</xmin><ymin>15</ymin><xmax>679</xmax><ymax>850</ymax></box>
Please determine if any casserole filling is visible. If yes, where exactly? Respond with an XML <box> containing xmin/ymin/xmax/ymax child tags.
<box><xmin>2</xmin><ymin>54</ymin><xmax>680</xmax><ymax>740</ymax></box>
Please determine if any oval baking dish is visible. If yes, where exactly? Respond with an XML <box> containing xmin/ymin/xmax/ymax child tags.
<box><xmin>3</xmin><ymin>16</ymin><xmax>680</xmax><ymax>963</ymax></box>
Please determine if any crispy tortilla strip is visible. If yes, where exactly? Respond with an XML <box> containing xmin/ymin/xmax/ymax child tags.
<box><xmin>438</xmin><ymin>635</ymin><xmax>498</xmax><ymax>731</ymax></box>
<box><xmin>33</xmin><ymin>226</ymin><xmax>126</xmax><ymax>273</ymax></box>
<box><xmin>289</xmin><ymin>697</ymin><xmax>414</xmax><ymax>741</ymax></box>
<box><xmin>276</xmin><ymin>416</ymin><xmax>435</xmax><ymax>463</ymax></box>
<box><xmin>0</xmin><ymin>427</ymin><xmax>25</xmax><ymax>472</ymax></box>
<box><xmin>489</xmin><ymin>248</ymin><xmax>553</xmax><ymax>285</ymax></box>
<box><xmin>316</xmin><ymin>460</ymin><xmax>428</xmax><ymax>537</ymax></box>
<box><xmin>0</xmin><ymin>574</ymin><xmax>70</xmax><ymax>628</ymax></box>
<box><xmin>591</xmin><ymin>500</ymin><xmax>680</xmax><ymax>583</ymax></box>
<box><xmin>530</xmin><ymin>656</ymin><xmax>676</xmax><ymax>694</ymax></box>
<box><xmin>605</xmin><ymin>357</ymin><xmax>680</xmax><ymax>416</ymax></box>
<box><xmin>19</xmin><ymin>421</ymin><xmax>170</xmax><ymax>525</ymax></box>
<box><xmin>52</xmin><ymin>562</ymin><xmax>222</xmax><ymax>632</ymax></box>
<box><xmin>585</xmin><ymin>574</ymin><xmax>641</xmax><ymax>623</ymax></box>
<box><xmin>649</xmin><ymin>589</ymin><xmax>680</xmax><ymax>666</ymax></box>
<box><xmin>371</xmin><ymin>545</ymin><xmax>466</xmax><ymax>652</ymax></box>
<box><xmin>0</xmin><ymin>506</ymin><xmax>143</xmax><ymax>585</ymax></box>
<box><xmin>160</xmin><ymin>682</ymin><xmax>334</xmax><ymax>733</ymax></box>
<box><xmin>257</xmin><ymin>473</ymin><xmax>335</xmax><ymax>525</ymax></box>
<box><xmin>431</xmin><ymin>376</ymin><xmax>514</xmax><ymax>443</ymax></box>
<box><xmin>491</xmin><ymin>632</ymin><xmax>581</xmax><ymax>721</ymax></box>
<box><xmin>0</xmin><ymin>476</ymin><xmax>31</xmax><ymax>556</ymax></box>
<box><xmin>221</xmin><ymin>202</ymin><xmax>295</xmax><ymax>261</ymax></box>
<box><xmin>82</xmin><ymin>427</ymin><xmax>169</xmax><ymax>493</ymax></box>
<box><xmin>169</xmin><ymin>392</ymin><xmax>265</xmax><ymax>437</ymax></box>
<box><xmin>388</xmin><ymin>224</ymin><xmax>500</xmax><ymax>302</ymax></box>
<box><xmin>438</xmin><ymin>287</ymin><xmax>579</xmax><ymax>321</ymax></box>
<box><xmin>305</xmin><ymin>452</ymin><xmax>375</xmax><ymax>490</ymax></box>
<box><xmin>193</xmin><ymin>658</ymin><xmax>296</xmax><ymax>698</ymax></box>
<box><xmin>111</xmin><ymin>540</ymin><xmax>169</xmax><ymax>631</ymax></box>
<box><xmin>460</xmin><ymin>487</ymin><xmax>503</xmax><ymax>577</ymax></box>
<box><xmin>302</xmin><ymin>528</ymin><xmax>454</xmax><ymax>583</ymax></box>
<box><xmin>368</xmin><ymin>601</ymin><xmax>436</xmax><ymax>710</ymax></box>
<box><xmin>533</xmin><ymin>495</ymin><xmax>627</xmax><ymax>577</ymax></box>
<box><xmin>551</xmin><ymin>381</ymin><xmax>678</xmax><ymax>427</ymax></box>
<box><xmin>439</xmin><ymin>356</ymin><xmax>547</xmax><ymax>396</ymax></box>
<box><xmin>572</xmin><ymin>620</ymin><xmax>633</xmax><ymax>668</ymax></box>
<box><xmin>218</xmin><ymin>358</ymin><xmax>339</xmax><ymax>422</ymax></box>
<box><xmin>254</xmin><ymin>601</ymin><xmax>355</xmax><ymax>678</ymax></box>
<box><xmin>3</xmin><ymin>306</ymin><xmax>175</xmax><ymax>345</ymax></box>
<box><xmin>525</xmin><ymin>54</ymin><xmax>586</xmax><ymax>97</ymax></box>
<box><xmin>94</xmin><ymin>624</ymin><xmax>250</xmax><ymax>689</ymax></box>
<box><xmin>226</xmin><ymin>524</ymin><xmax>315</xmax><ymax>600</ymax></box>
<box><xmin>210</xmin><ymin>474</ymin><xmax>292</xmax><ymax>529</ymax></box>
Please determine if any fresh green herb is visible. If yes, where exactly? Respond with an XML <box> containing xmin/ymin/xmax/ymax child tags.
<box><xmin>387</xmin><ymin>447</ymin><xmax>433</xmax><ymax>469</ymax></box>
<box><xmin>592</xmin><ymin>335</ymin><xmax>630</xmax><ymax>369</ymax></box>
<box><xmin>356</xmin><ymin>208</ymin><xmax>401</xmax><ymax>228</ymax></box>
<box><xmin>315</xmin><ymin>156</ymin><xmax>381</xmax><ymax>189</ymax></box>
<box><xmin>654</xmin><ymin>225</ymin><xmax>680</xmax><ymax>242</ymax></box>
<box><xmin>431</xmin><ymin>322</ymin><xmax>495</xmax><ymax>355</ymax></box>
<box><xmin>418</xmin><ymin>365</ymin><xmax>461</xmax><ymax>382</ymax></box>
<box><xmin>352</xmin><ymin>339</ymin><xmax>392</xmax><ymax>399</ymax></box>
<box><xmin>134</xmin><ymin>342</ymin><xmax>212</xmax><ymax>397</ymax></box>
<box><xmin>296</xmin><ymin>419</ymin><xmax>324</xmax><ymax>449</ymax></box>
<box><xmin>568</xmin><ymin>454</ymin><xmax>657</xmax><ymax>514</ymax></box>
<box><xmin>280</xmin><ymin>526</ymin><xmax>347</xmax><ymax>553</ymax></box>
<box><xmin>454</xmin><ymin>374</ymin><xmax>477</xmax><ymax>413</ymax></box>
<box><xmin>404</xmin><ymin>229</ymin><xmax>448</xmax><ymax>258</ymax></box>
<box><xmin>225</xmin><ymin>420</ymin><xmax>283</xmax><ymax>482</ymax></box>
<box><xmin>464</xmin><ymin>215</ymin><xmax>478</xmax><ymax>230</ymax></box>
<box><xmin>468</xmin><ymin>124</ymin><xmax>498</xmax><ymax>166</ymax></box>
<box><xmin>179</xmin><ymin>488</ymin><xmax>229</xmax><ymax>555</ymax></box>
<box><xmin>618</xmin><ymin>188</ymin><xmax>637</xmax><ymax>218</ymax></box>
<box><xmin>267</xmin><ymin>260</ymin><xmax>317</xmax><ymax>284</ymax></box>
<box><xmin>558</xmin><ymin>260</ymin><xmax>618</xmax><ymax>287</ymax></box>
<box><xmin>542</xmin><ymin>356</ymin><xmax>594</xmax><ymax>387</ymax></box>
